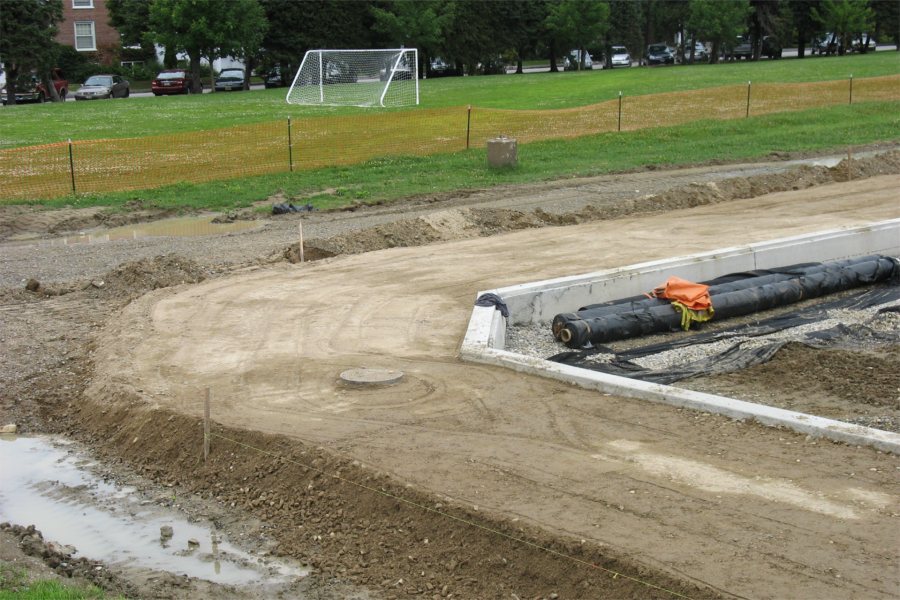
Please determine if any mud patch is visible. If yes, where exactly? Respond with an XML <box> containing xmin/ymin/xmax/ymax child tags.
<box><xmin>683</xmin><ymin>342</ymin><xmax>900</xmax><ymax>431</ymax></box>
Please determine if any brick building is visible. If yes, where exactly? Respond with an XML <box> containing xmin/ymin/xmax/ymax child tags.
<box><xmin>56</xmin><ymin>0</ymin><xmax>121</xmax><ymax>65</ymax></box>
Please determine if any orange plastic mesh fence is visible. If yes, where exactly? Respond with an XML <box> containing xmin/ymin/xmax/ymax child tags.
<box><xmin>1</xmin><ymin>75</ymin><xmax>897</xmax><ymax>201</ymax></box>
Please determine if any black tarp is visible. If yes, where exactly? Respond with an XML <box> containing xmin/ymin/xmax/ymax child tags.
<box><xmin>553</xmin><ymin>255</ymin><xmax>899</xmax><ymax>348</ymax></box>
<box><xmin>548</xmin><ymin>285</ymin><xmax>900</xmax><ymax>383</ymax></box>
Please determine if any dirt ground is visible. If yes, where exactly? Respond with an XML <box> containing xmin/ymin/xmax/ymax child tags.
<box><xmin>1</xmin><ymin>149</ymin><xmax>899</xmax><ymax>599</ymax></box>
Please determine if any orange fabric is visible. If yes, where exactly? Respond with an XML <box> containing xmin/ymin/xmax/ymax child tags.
<box><xmin>649</xmin><ymin>276</ymin><xmax>712</xmax><ymax>310</ymax></box>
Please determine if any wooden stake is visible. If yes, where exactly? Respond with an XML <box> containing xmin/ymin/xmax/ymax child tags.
<box><xmin>204</xmin><ymin>388</ymin><xmax>210</xmax><ymax>462</ymax></box>
<box><xmin>298</xmin><ymin>222</ymin><xmax>305</xmax><ymax>263</ymax></box>
<box><xmin>847</xmin><ymin>149</ymin><xmax>852</xmax><ymax>181</ymax></box>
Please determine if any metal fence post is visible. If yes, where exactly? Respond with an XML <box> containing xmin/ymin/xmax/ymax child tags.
<box><xmin>287</xmin><ymin>116</ymin><xmax>294</xmax><ymax>172</ymax></box>
<box><xmin>617</xmin><ymin>91</ymin><xmax>623</xmax><ymax>132</ymax></box>
<box><xmin>849</xmin><ymin>74</ymin><xmax>853</xmax><ymax>105</ymax></box>
<box><xmin>466</xmin><ymin>105</ymin><xmax>472</xmax><ymax>150</ymax></box>
<box><xmin>67</xmin><ymin>139</ymin><xmax>76</xmax><ymax>195</ymax></box>
<box><xmin>746</xmin><ymin>81</ymin><xmax>751</xmax><ymax>118</ymax></box>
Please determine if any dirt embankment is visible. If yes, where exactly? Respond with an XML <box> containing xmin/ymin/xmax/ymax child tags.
<box><xmin>289</xmin><ymin>152</ymin><xmax>900</xmax><ymax>260</ymax></box>
<box><xmin>2</xmin><ymin>151</ymin><xmax>899</xmax><ymax>599</ymax></box>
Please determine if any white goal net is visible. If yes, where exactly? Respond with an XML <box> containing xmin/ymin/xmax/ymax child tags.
<box><xmin>286</xmin><ymin>48</ymin><xmax>419</xmax><ymax>108</ymax></box>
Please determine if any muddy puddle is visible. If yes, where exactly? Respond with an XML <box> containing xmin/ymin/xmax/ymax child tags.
<box><xmin>0</xmin><ymin>435</ymin><xmax>307</xmax><ymax>586</ymax></box>
<box><xmin>7</xmin><ymin>215</ymin><xmax>261</xmax><ymax>247</ymax></box>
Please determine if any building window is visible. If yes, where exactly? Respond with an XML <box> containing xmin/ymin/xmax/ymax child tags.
<box><xmin>73</xmin><ymin>0</ymin><xmax>94</xmax><ymax>8</ymax></box>
<box><xmin>74</xmin><ymin>21</ymin><xmax>96</xmax><ymax>51</ymax></box>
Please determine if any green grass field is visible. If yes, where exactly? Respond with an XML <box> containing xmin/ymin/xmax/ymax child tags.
<box><xmin>2</xmin><ymin>52</ymin><xmax>897</xmax><ymax>149</ymax></box>
<box><xmin>1</xmin><ymin>52</ymin><xmax>897</xmax><ymax>209</ymax></box>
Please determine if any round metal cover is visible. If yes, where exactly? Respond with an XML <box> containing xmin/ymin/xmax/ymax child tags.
<box><xmin>339</xmin><ymin>367</ymin><xmax>404</xmax><ymax>387</ymax></box>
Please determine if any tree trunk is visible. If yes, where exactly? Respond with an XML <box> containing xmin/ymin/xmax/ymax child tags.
<box><xmin>798</xmin><ymin>34</ymin><xmax>806</xmax><ymax>58</ymax></box>
<box><xmin>548</xmin><ymin>39</ymin><xmax>559</xmax><ymax>73</ymax></box>
<box><xmin>710</xmin><ymin>41</ymin><xmax>720</xmax><ymax>64</ymax></box>
<box><xmin>42</xmin><ymin>73</ymin><xmax>60</xmax><ymax>102</ymax></box>
<box><xmin>515</xmin><ymin>46</ymin><xmax>524</xmax><ymax>74</ymax></box>
<box><xmin>243</xmin><ymin>56</ymin><xmax>255</xmax><ymax>90</ymax></box>
<box><xmin>5</xmin><ymin>63</ymin><xmax>18</xmax><ymax>106</ymax></box>
<box><xmin>189</xmin><ymin>53</ymin><xmax>203</xmax><ymax>94</ymax></box>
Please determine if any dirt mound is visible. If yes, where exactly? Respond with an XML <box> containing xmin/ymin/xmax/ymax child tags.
<box><xmin>56</xmin><ymin>397</ymin><xmax>718</xmax><ymax>600</ymax></box>
<box><xmin>89</xmin><ymin>255</ymin><xmax>208</xmax><ymax>299</ymax></box>
<box><xmin>10</xmin><ymin>255</ymin><xmax>210</xmax><ymax>302</ymax></box>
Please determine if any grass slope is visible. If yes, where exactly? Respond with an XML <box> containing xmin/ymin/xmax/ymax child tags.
<box><xmin>1</xmin><ymin>52</ymin><xmax>897</xmax><ymax>148</ymax></box>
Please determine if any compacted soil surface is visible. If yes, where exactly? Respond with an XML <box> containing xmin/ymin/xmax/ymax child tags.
<box><xmin>1</xmin><ymin>148</ymin><xmax>899</xmax><ymax>599</ymax></box>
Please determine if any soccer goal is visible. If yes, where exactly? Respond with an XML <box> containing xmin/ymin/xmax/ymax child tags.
<box><xmin>286</xmin><ymin>48</ymin><xmax>419</xmax><ymax>108</ymax></box>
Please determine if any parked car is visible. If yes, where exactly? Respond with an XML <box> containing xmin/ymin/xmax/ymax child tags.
<box><xmin>74</xmin><ymin>74</ymin><xmax>129</xmax><ymax>100</ymax></box>
<box><xmin>609</xmin><ymin>46</ymin><xmax>632</xmax><ymax>68</ymax></box>
<box><xmin>564</xmin><ymin>49</ymin><xmax>593</xmax><ymax>71</ymax></box>
<box><xmin>1</xmin><ymin>68</ymin><xmax>68</xmax><ymax>104</ymax></box>
<box><xmin>264</xmin><ymin>68</ymin><xmax>286</xmax><ymax>88</ymax></box>
<box><xmin>427</xmin><ymin>57</ymin><xmax>458</xmax><ymax>78</ymax></box>
<box><xmin>379</xmin><ymin>56</ymin><xmax>413</xmax><ymax>80</ymax></box>
<box><xmin>853</xmin><ymin>34</ymin><xmax>877</xmax><ymax>52</ymax></box>
<box><xmin>644</xmin><ymin>43</ymin><xmax>674</xmax><ymax>66</ymax></box>
<box><xmin>680</xmin><ymin>41</ymin><xmax>708</xmax><ymax>63</ymax></box>
<box><xmin>151</xmin><ymin>69</ymin><xmax>196</xmax><ymax>95</ymax></box>
<box><xmin>214</xmin><ymin>68</ymin><xmax>245</xmax><ymax>91</ymax></box>
<box><xmin>731</xmin><ymin>36</ymin><xmax>753</xmax><ymax>60</ymax></box>
<box><xmin>813</xmin><ymin>32</ymin><xmax>837</xmax><ymax>55</ymax></box>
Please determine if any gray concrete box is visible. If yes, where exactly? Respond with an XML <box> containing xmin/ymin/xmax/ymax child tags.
<box><xmin>487</xmin><ymin>136</ymin><xmax>517</xmax><ymax>168</ymax></box>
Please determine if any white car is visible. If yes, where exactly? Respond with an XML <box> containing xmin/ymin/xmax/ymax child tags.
<box><xmin>610</xmin><ymin>46</ymin><xmax>632</xmax><ymax>68</ymax></box>
<box><xmin>565</xmin><ymin>49</ymin><xmax>593</xmax><ymax>71</ymax></box>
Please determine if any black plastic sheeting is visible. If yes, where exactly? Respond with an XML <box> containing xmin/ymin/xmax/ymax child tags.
<box><xmin>549</xmin><ymin>285</ymin><xmax>900</xmax><ymax>384</ymax></box>
<box><xmin>552</xmin><ymin>255</ymin><xmax>899</xmax><ymax>349</ymax></box>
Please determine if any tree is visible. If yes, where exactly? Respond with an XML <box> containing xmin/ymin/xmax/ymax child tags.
<box><xmin>687</xmin><ymin>0</ymin><xmax>751</xmax><ymax>62</ymax></box>
<box><xmin>869</xmin><ymin>0</ymin><xmax>899</xmax><ymax>50</ymax></box>
<box><xmin>749</xmin><ymin>0</ymin><xmax>782</xmax><ymax>59</ymax></box>
<box><xmin>149</xmin><ymin>0</ymin><xmax>267</xmax><ymax>92</ymax></box>
<box><xmin>106</xmin><ymin>0</ymin><xmax>156</xmax><ymax>62</ymax></box>
<box><xmin>259</xmin><ymin>0</ymin><xmax>375</xmax><ymax>82</ymax></box>
<box><xmin>608</xmin><ymin>0</ymin><xmax>643</xmax><ymax>66</ymax></box>
<box><xmin>0</xmin><ymin>0</ymin><xmax>64</xmax><ymax>104</ymax></box>
<box><xmin>790</xmin><ymin>0</ymin><xmax>822</xmax><ymax>57</ymax></box>
<box><xmin>371</xmin><ymin>0</ymin><xmax>448</xmax><ymax>76</ymax></box>
<box><xmin>811</xmin><ymin>0</ymin><xmax>874</xmax><ymax>54</ymax></box>
<box><xmin>545</xmin><ymin>0</ymin><xmax>610</xmax><ymax>70</ymax></box>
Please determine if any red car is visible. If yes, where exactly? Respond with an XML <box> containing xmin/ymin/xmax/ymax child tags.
<box><xmin>151</xmin><ymin>69</ymin><xmax>197</xmax><ymax>95</ymax></box>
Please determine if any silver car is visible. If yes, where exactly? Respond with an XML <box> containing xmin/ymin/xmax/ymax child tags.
<box><xmin>610</xmin><ymin>46</ymin><xmax>632</xmax><ymax>68</ymax></box>
<box><xmin>74</xmin><ymin>74</ymin><xmax>130</xmax><ymax>100</ymax></box>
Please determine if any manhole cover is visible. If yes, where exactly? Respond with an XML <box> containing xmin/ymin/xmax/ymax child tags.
<box><xmin>339</xmin><ymin>368</ymin><xmax>404</xmax><ymax>387</ymax></box>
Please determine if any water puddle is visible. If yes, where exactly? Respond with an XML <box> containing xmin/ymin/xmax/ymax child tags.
<box><xmin>0</xmin><ymin>435</ymin><xmax>306</xmax><ymax>586</ymax></box>
<box><xmin>8</xmin><ymin>215</ymin><xmax>261</xmax><ymax>247</ymax></box>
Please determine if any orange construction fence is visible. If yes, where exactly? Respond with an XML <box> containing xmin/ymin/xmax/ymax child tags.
<box><xmin>1</xmin><ymin>75</ymin><xmax>897</xmax><ymax>201</ymax></box>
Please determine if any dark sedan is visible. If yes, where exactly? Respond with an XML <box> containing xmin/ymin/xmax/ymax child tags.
<box><xmin>644</xmin><ymin>43</ymin><xmax>675</xmax><ymax>66</ymax></box>
<box><xmin>74</xmin><ymin>74</ymin><xmax>130</xmax><ymax>100</ymax></box>
<box><xmin>215</xmin><ymin>68</ymin><xmax>245</xmax><ymax>91</ymax></box>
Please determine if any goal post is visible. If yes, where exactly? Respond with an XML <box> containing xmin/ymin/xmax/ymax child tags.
<box><xmin>286</xmin><ymin>48</ymin><xmax>419</xmax><ymax>108</ymax></box>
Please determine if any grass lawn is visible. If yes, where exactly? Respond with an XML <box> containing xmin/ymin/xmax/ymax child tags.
<box><xmin>0</xmin><ymin>52</ymin><xmax>897</xmax><ymax>149</ymax></box>
<box><xmin>49</xmin><ymin>100</ymin><xmax>899</xmax><ymax>212</ymax></box>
